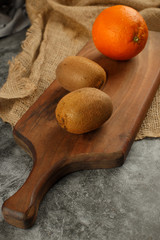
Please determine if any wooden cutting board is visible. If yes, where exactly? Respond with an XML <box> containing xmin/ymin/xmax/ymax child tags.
<box><xmin>2</xmin><ymin>31</ymin><xmax>160</xmax><ymax>229</ymax></box>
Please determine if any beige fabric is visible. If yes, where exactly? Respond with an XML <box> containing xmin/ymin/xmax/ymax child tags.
<box><xmin>0</xmin><ymin>0</ymin><xmax>160</xmax><ymax>140</ymax></box>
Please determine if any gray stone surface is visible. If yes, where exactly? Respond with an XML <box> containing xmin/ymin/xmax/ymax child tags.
<box><xmin>0</xmin><ymin>30</ymin><xmax>160</xmax><ymax>240</ymax></box>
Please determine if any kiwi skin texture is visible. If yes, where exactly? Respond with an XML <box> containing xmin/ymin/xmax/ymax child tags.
<box><xmin>55</xmin><ymin>87</ymin><xmax>113</xmax><ymax>134</ymax></box>
<box><xmin>56</xmin><ymin>56</ymin><xmax>106</xmax><ymax>91</ymax></box>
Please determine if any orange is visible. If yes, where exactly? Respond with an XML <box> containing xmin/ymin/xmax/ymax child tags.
<box><xmin>92</xmin><ymin>5</ymin><xmax>148</xmax><ymax>60</ymax></box>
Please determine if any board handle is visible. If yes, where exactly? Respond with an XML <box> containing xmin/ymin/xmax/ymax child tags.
<box><xmin>2</xmin><ymin>159</ymin><xmax>65</xmax><ymax>229</ymax></box>
<box><xmin>2</xmin><ymin>151</ymin><xmax>124</xmax><ymax>229</ymax></box>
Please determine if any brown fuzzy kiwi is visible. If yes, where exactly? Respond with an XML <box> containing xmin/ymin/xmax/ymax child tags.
<box><xmin>55</xmin><ymin>87</ymin><xmax>113</xmax><ymax>134</ymax></box>
<box><xmin>56</xmin><ymin>56</ymin><xmax>106</xmax><ymax>91</ymax></box>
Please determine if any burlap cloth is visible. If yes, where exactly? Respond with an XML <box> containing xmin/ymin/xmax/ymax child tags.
<box><xmin>0</xmin><ymin>0</ymin><xmax>160</xmax><ymax>140</ymax></box>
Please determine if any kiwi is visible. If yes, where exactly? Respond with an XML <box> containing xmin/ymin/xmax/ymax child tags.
<box><xmin>56</xmin><ymin>56</ymin><xmax>106</xmax><ymax>91</ymax></box>
<box><xmin>55</xmin><ymin>87</ymin><xmax>113</xmax><ymax>134</ymax></box>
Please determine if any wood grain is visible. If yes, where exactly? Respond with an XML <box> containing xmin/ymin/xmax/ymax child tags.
<box><xmin>2</xmin><ymin>31</ymin><xmax>160</xmax><ymax>229</ymax></box>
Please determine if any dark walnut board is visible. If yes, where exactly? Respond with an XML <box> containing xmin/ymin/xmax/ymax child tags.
<box><xmin>2</xmin><ymin>31</ymin><xmax>160</xmax><ymax>229</ymax></box>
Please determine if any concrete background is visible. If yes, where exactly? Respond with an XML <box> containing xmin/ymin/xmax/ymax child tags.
<box><xmin>0</xmin><ymin>30</ymin><xmax>160</xmax><ymax>240</ymax></box>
